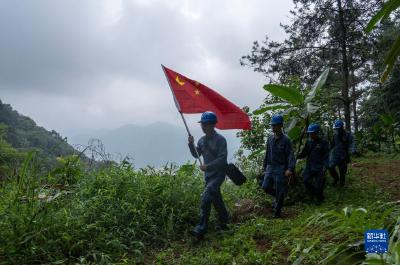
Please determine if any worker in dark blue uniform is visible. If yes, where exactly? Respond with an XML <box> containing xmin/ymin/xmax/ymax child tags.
<box><xmin>329</xmin><ymin>120</ymin><xmax>355</xmax><ymax>187</ymax></box>
<box><xmin>261</xmin><ymin>114</ymin><xmax>296</xmax><ymax>218</ymax></box>
<box><xmin>297</xmin><ymin>123</ymin><xmax>329</xmax><ymax>204</ymax></box>
<box><xmin>188</xmin><ymin>111</ymin><xmax>229</xmax><ymax>238</ymax></box>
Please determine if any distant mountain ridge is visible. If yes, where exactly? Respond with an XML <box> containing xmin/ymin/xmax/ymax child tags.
<box><xmin>0</xmin><ymin>100</ymin><xmax>241</xmax><ymax>169</ymax></box>
<box><xmin>70</xmin><ymin>122</ymin><xmax>241</xmax><ymax>168</ymax></box>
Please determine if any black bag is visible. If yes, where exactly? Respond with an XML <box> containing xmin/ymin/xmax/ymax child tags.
<box><xmin>226</xmin><ymin>163</ymin><xmax>247</xmax><ymax>186</ymax></box>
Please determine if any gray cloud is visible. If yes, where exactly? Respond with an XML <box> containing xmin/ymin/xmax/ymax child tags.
<box><xmin>0</xmin><ymin>0</ymin><xmax>293</xmax><ymax>135</ymax></box>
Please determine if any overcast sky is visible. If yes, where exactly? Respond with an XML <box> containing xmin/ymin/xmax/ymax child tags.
<box><xmin>0</xmin><ymin>0</ymin><xmax>293</xmax><ymax>137</ymax></box>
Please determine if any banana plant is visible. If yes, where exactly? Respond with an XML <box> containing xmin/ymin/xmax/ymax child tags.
<box><xmin>366</xmin><ymin>0</ymin><xmax>400</xmax><ymax>82</ymax></box>
<box><xmin>254</xmin><ymin>68</ymin><xmax>330</xmax><ymax>153</ymax></box>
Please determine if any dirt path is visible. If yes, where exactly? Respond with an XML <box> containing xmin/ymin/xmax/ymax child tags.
<box><xmin>352</xmin><ymin>156</ymin><xmax>400</xmax><ymax>200</ymax></box>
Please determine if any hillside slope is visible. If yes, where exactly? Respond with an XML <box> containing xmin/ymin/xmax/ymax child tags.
<box><xmin>0</xmin><ymin>153</ymin><xmax>399</xmax><ymax>264</ymax></box>
<box><xmin>0</xmin><ymin>99</ymin><xmax>76</xmax><ymax>166</ymax></box>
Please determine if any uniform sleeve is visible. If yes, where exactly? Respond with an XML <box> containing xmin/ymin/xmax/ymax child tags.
<box><xmin>189</xmin><ymin>139</ymin><xmax>202</xmax><ymax>158</ymax></box>
<box><xmin>206</xmin><ymin>137</ymin><xmax>227</xmax><ymax>171</ymax></box>
<box><xmin>262</xmin><ymin>138</ymin><xmax>269</xmax><ymax>172</ymax></box>
<box><xmin>286</xmin><ymin>138</ymin><xmax>296</xmax><ymax>171</ymax></box>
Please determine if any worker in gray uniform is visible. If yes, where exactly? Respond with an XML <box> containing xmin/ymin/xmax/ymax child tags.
<box><xmin>297</xmin><ymin>123</ymin><xmax>329</xmax><ymax>204</ymax></box>
<box><xmin>262</xmin><ymin>114</ymin><xmax>296</xmax><ymax>218</ymax></box>
<box><xmin>188</xmin><ymin>111</ymin><xmax>229</xmax><ymax>238</ymax></box>
<box><xmin>329</xmin><ymin>119</ymin><xmax>355</xmax><ymax>187</ymax></box>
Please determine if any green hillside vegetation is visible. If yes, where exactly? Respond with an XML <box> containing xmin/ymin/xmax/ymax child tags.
<box><xmin>0</xmin><ymin>100</ymin><xmax>76</xmax><ymax>171</ymax></box>
<box><xmin>0</xmin><ymin>124</ymin><xmax>23</xmax><ymax>177</ymax></box>
<box><xmin>0</xmin><ymin>152</ymin><xmax>399</xmax><ymax>264</ymax></box>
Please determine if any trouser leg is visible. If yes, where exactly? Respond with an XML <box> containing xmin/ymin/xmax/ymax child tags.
<box><xmin>303</xmin><ymin>170</ymin><xmax>317</xmax><ymax>199</ymax></box>
<box><xmin>274</xmin><ymin>175</ymin><xmax>288</xmax><ymax>215</ymax></box>
<box><xmin>262</xmin><ymin>173</ymin><xmax>275</xmax><ymax>196</ymax></box>
<box><xmin>274</xmin><ymin>191</ymin><xmax>285</xmax><ymax>215</ymax></box>
<box><xmin>196</xmin><ymin>186</ymin><xmax>212</xmax><ymax>234</ymax></box>
<box><xmin>262</xmin><ymin>174</ymin><xmax>277</xmax><ymax>209</ymax></box>
<box><xmin>264</xmin><ymin>186</ymin><xmax>275</xmax><ymax>196</ymax></box>
<box><xmin>212</xmin><ymin>188</ymin><xmax>229</xmax><ymax>225</ymax></box>
<box><xmin>338</xmin><ymin>160</ymin><xmax>348</xmax><ymax>186</ymax></box>
<box><xmin>263</xmin><ymin>169</ymin><xmax>287</xmax><ymax>215</ymax></box>
<box><xmin>329</xmin><ymin>166</ymin><xmax>339</xmax><ymax>185</ymax></box>
<box><xmin>315</xmin><ymin>170</ymin><xmax>325</xmax><ymax>202</ymax></box>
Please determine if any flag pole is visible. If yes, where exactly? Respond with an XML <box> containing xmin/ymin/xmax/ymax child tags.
<box><xmin>179</xmin><ymin>111</ymin><xmax>203</xmax><ymax>166</ymax></box>
<box><xmin>179</xmin><ymin>111</ymin><xmax>191</xmax><ymax>135</ymax></box>
<box><xmin>161</xmin><ymin>64</ymin><xmax>203</xmax><ymax>166</ymax></box>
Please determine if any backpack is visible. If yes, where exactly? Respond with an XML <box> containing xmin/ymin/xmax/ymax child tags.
<box><xmin>226</xmin><ymin>163</ymin><xmax>247</xmax><ymax>186</ymax></box>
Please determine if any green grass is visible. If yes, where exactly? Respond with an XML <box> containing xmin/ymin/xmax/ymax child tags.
<box><xmin>0</xmin><ymin>153</ymin><xmax>399</xmax><ymax>264</ymax></box>
<box><xmin>151</xmin><ymin>153</ymin><xmax>400</xmax><ymax>265</ymax></box>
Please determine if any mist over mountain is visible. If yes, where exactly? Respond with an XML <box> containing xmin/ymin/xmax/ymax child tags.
<box><xmin>69</xmin><ymin>122</ymin><xmax>241</xmax><ymax>168</ymax></box>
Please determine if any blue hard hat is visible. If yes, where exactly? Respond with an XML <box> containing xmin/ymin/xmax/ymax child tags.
<box><xmin>333</xmin><ymin>119</ymin><xmax>344</xmax><ymax>129</ymax></box>
<box><xmin>198</xmin><ymin>111</ymin><xmax>217</xmax><ymax>124</ymax></box>
<box><xmin>307</xmin><ymin>123</ymin><xmax>320</xmax><ymax>133</ymax></box>
<box><xmin>269</xmin><ymin>114</ymin><xmax>284</xmax><ymax>125</ymax></box>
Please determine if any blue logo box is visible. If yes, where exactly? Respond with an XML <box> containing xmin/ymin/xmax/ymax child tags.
<box><xmin>365</xmin><ymin>229</ymin><xmax>388</xmax><ymax>254</ymax></box>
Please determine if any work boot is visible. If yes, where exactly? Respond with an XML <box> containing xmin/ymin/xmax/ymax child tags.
<box><xmin>190</xmin><ymin>226</ymin><xmax>205</xmax><ymax>240</ymax></box>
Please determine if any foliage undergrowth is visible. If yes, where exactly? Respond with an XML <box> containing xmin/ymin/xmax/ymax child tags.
<box><xmin>0</xmin><ymin>153</ymin><xmax>207</xmax><ymax>264</ymax></box>
<box><xmin>0</xmin><ymin>153</ymin><xmax>399</xmax><ymax>264</ymax></box>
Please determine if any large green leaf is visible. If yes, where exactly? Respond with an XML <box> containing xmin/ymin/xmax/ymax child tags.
<box><xmin>282</xmin><ymin>107</ymin><xmax>297</xmax><ymax>117</ymax></box>
<box><xmin>366</xmin><ymin>0</ymin><xmax>400</xmax><ymax>33</ymax></box>
<box><xmin>304</xmin><ymin>68</ymin><xmax>330</xmax><ymax>103</ymax></box>
<box><xmin>381</xmin><ymin>35</ymin><xmax>400</xmax><ymax>82</ymax></box>
<box><xmin>263</xmin><ymin>84</ymin><xmax>304</xmax><ymax>105</ymax></box>
<box><xmin>366</xmin><ymin>0</ymin><xmax>400</xmax><ymax>82</ymax></box>
<box><xmin>287</xmin><ymin>126</ymin><xmax>302</xmax><ymax>141</ymax></box>
<box><xmin>252</xmin><ymin>103</ymin><xmax>291</xmax><ymax>115</ymax></box>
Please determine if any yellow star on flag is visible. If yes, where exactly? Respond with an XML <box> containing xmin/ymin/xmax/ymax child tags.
<box><xmin>194</xmin><ymin>89</ymin><xmax>200</xmax><ymax>95</ymax></box>
<box><xmin>175</xmin><ymin>76</ymin><xmax>185</xmax><ymax>86</ymax></box>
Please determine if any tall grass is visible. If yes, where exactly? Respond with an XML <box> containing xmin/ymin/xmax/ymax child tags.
<box><xmin>2</xmin><ymin>152</ymin><xmax>398</xmax><ymax>264</ymax></box>
<box><xmin>0</xmin><ymin>154</ymin><xmax>206</xmax><ymax>264</ymax></box>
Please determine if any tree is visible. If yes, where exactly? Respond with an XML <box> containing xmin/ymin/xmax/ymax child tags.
<box><xmin>241</xmin><ymin>0</ymin><xmax>382</xmax><ymax>132</ymax></box>
<box><xmin>0</xmin><ymin>124</ymin><xmax>24</xmax><ymax>177</ymax></box>
<box><xmin>236</xmin><ymin>68</ymin><xmax>329</xmax><ymax>168</ymax></box>
<box><xmin>359</xmin><ymin>15</ymin><xmax>400</xmax><ymax>128</ymax></box>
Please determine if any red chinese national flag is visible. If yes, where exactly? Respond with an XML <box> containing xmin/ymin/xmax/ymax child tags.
<box><xmin>162</xmin><ymin>65</ymin><xmax>251</xmax><ymax>130</ymax></box>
